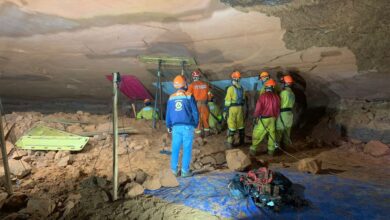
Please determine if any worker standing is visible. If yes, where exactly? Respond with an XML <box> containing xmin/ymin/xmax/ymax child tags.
<box><xmin>208</xmin><ymin>94</ymin><xmax>223</xmax><ymax>134</ymax></box>
<box><xmin>187</xmin><ymin>70</ymin><xmax>211</xmax><ymax>137</ymax></box>
<box><xmin>166</xmin><ymin>75</ymin><xmax>199</xmax><ymax>177</ymax></box>
<box><xmin>276</xmin><ymin>75</ymin><xmax>295</xmax><ymax>147</ymax></box>
<box><xmin>224</xmin><ymin>71</ymin><xmax>246</xmax><ymax>148</ymax></box>
<box><xmin>258</xmin><ymin>71</ymin><xmax>280</xmax><ymax>95</ymax></box>
<box><xmin>136</xmin><ymin>99</ymin><xmax>159</xmax><ymax>120</ymax></box>
<box><xmin>251</xmin><ymin>79</ymin><xmax>280</xmax><ymax>156</ymax></box>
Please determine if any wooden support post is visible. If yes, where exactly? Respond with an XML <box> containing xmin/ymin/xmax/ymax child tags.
<box><xmin>112</xmin><ymin>72</ymin><xmax>119</xmax><ymax>201</ymax></box>
<box><xmin>0</xmin><ymin>106</ymin><xmax>13</xmax><ymax>194</ymax></box>
<box><xmin>152</xmin><ymin>60</ymin><xmax>161</xmax><ymax>128</ymax></box>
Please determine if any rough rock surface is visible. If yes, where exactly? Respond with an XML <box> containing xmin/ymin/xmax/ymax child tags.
<box><xmin>0</xmin><ymin>191</ymin><xmax>8</xmax><ymax>209</ymax></box>
<box><xmin>57</xmin><ymin>155</ymin><xmax>73</xmax><ymax>167</ymax></box>
<box><xmin>364</xmin><ymin>140</ymin><xmax>390</xmax><ymax>157</ymax></box>
<box><xmin>297</xmin><ymin>158</ymin><xmax>322</xmax><ymax>174</ymax></box>
<box><xmin>26</xmin><ymin>198</ymin><xmax>55</xmax><ymax>217</ymax></box>
<box><xmin>9</xmin><ymin>159</ymin><xmax>32</xmax><ymax>178</ymax></box>
<box><xmin>142</xmin><ymin>175</ymin><xmax>161</xmax><ymax>191</ymax></box>
<box><xmin>124</xmin><ymin>182</ymin><xmax>144</xmax><ymax>198</ymax></box>
<box><xmin>135</xmin><ymin>169</ymin><xmax>147</xmax><ymax>184</ymax></box>
<box><xmin>225</xmin><ymin>149</ymin><xmax>251</xmax><ymax>171</ymax></box>
<box><xmin>2</xmin><ymin>193</ymin><xmax>28</xmax><ymax>212</ymax></box>
<box><xmin>159</xmin><ymin>169</ymin><xmax>179</xmax><ymax>188</ymax></box>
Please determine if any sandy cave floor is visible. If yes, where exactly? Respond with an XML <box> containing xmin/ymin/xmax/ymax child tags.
<box><xmin>0</xmin><ymin>111</ymin><xmax>389</xmax><ymax>219</ymax></box>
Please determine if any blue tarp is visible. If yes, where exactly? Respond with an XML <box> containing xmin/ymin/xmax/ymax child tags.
<box><xmin>145</xmin><ymin>170</ymin><xmax>390</xmax><ymax>219</ymax></box>
<box><xmin>154</xmin><ymin>76</ymin><xmax>262</xmax><ymax>95</ymax></box>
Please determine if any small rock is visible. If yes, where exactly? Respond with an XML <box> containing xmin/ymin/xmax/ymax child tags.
<box><xmin>36</xmin><ymin>161</ymin><xmax>48</xmax><ymax>168</ymax></box>
<box><xmin>57</xmin><ymin>155</ymin><xmax>73</xmax><ymax>167</ymax></box>
<box><xmin>54</xmin><ymin>151</ymin><xmax>70</xmax><ymax>160</ymax></box>
<box><xmin>225</xmin><ymin>149</ymin><xmax>251</xmax><ymax>171</ymax></box>
<box><xmin>364</xmin><ymin>140</ymin><xmax>390</xmax><ymax>157</ymax></box>
<box><xmin>5</xmin><ymin>141</ymin><xmax>14</xmax><ymax>155</ymax></box>
<box><xmin>11</xmin><ymin>150</ymin><xmax>28</xmax><ymax>160</ymax></box>
<box><xmin>76</xmin><ymin>110</ymin><xmax>83</xmax><ymax>115</ymax></box>
<box><xmin>66</xmin><ymin>124</ymin><xmax>83</xmax><ymax>134</ymax></box>
<box><xmin>159</xmin><ymin>169</ymin><xmax>179</xmax><ymax>187</ymax></box>
<box><xmin>3</xmin><ymin>193</ymin><xmax>28</xmax><ymax>212</ymax></box>
<box><xmin>96</xmin><ymin>122</ymin><xmax>111</xmax><ymax>132</ymax></box>
<box><xmin>9</xmin><ymin>159</ymin><xmax>32</xmax><ymax>178</ymax></box>
<box><xmin>200</xmin><ymin>155</ymin><xmax>217</xmax><ymax>166</ymax></box>
<box><xmin>0</xmin><ymin>191</ymin><xmax>8</xmax><ymax>209</ymax></box>
<box><xmin>134</xmin><ymin>169</ymin><xmax>147</xmax><ymax>184</ymax></box>
<box><xmin>95</xmin><ymin>176</ymin><xmax>107</xmax><ymax>188</ymax></box>
<box><xmin>142</xmin><ymin>175</ymin><xmax>161</xmax><ymax>190</ymax></box>
<box><xmin>297</xmin><ymin>158</ymin><xmax>322</xmax><ymax>174</ymax></box>
<box><xmin>350</xmin><ymin>138</ymin><xmax>363</xmax><ymax>144</ymax></box>
<box><xmin>26</xmin><ymin>198</ymin><xmax>55</xmax><ymax>217</ymax></box>
<box><xmin>118</xmin><ymin>173</ymin><xmax>129</xmax><ymax>186</ymax></box>
<box><xmin>83</xmin><ymin>124</ymin><xmax>96</xmax><ymax>132</ymax></box>
<box><xmin>22</xmin><ymin>156</ymin><xmax>33</xmax><ymax>163</ymax></box>
<box><xmin>101</xmin><ymin>190</ymin><xmax>110</xmax><ymax>202</ymax></box>
<box><xmin>213</xmin><ymin>152</ymin><xmax>227</xmax><ymax>165</ymax></box>
<box><xmin>45</xmin><ymin>151</ymin><xmax>56</xmax><ymax>160</ymax></box>
<box><xmin>68</xmin><ymin>166</ymin><xmax>81</xmax><ymax>179</ymax></box>
<box><xmin>125</xmin><ymin>182</ymin><xmax>144</xmax><ymax>198</ymax></box>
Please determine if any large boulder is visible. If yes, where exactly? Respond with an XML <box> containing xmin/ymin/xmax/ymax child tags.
<box><xmin>364</xmin><ymin>140</ymin><xmax>390</xmax><ymax>157</ymax></box>
<box><xmin>25</xmin><ymin>198</ymin><xmax>55</xmax><ymax>218</ymax></box>
<box><xmin>297</xmin><ymin>158</ymin><xmax>322</xmax><ymax>174</ymax></box>
<box><xmin>142</xmin><ymin>175</ymin><xmax>161</xmax><ymax>190</ymax></box>
<box><xmin>159</xmin><ymin>169</ymin><xmax>179</xmax><ymax>187</ymax></box>
<box><xmin>124</xmin><ymin>182</ymin><xmax>144</xmax><ymax>198</ymax></box>
<box><xmin>9</xmin><ymin>159</ymin><xmax>32</xmax><ymax>178</ymax></box>
<box><xmin>225</xmin><ymin>149</ymin><xmax>251</xmax><ymax>171</ymax></box>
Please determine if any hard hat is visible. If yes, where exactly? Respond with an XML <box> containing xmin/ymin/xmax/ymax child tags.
<box><xmin>173</xmin><ymin>75</ymin><xmax>186</xmax><ymax>89</ymax></box>
<box><xmin>144</xmin><ymin>99</ymin><xmax>151</xmax><ymax>104</ymax></box>
<box><xmin>231</xmin><ymin>71</ymin><xmax>241</xmax><ymax>79</ymax></box>
<box><xmin>283</xmin><ymin>75</ymin><xmax>294</xmax><ymax>84</ymax></box>
<box><xmin>260</xmin><ymin>71</ymin><xmax>270</xmax><ymax>78</ymax></box>
<box><xmin>264</xmin><ymin>79</ymin><xmax>276</xmax><ymax>87</ymax></box>
<box><xmin>192</xmin><ymin>70</ymin><xmax>201</xmax><ymax>77</ymax></box>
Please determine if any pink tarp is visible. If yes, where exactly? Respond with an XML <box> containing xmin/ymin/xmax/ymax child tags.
<box><xmin>106</xmin><ymin>74</ymin><xmax>153</xmax><ymax>100</ymax></box>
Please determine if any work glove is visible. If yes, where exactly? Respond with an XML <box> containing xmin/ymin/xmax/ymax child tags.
<box><xmin>167</xmin><ymin>128</ymin><xmax>172</xmax><ymax>134</ymax></box>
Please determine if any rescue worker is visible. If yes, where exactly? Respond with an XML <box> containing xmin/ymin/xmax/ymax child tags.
<box><xmin>166</xmin><ymin>75</ymin><xmax>199</xmax><ymax>177</ymax></box>
<box><xmin>208</xmin><ymin>94</ymin><xmax>223</xmax><ymax>134</ymax></box>
<box><xmin>136</xmin><ymin>99</ymin><xmax>159</xmax><ymax>120</ymax></box>
<box><xmin>187</xmin><ymin>70</ymin><xmax>211</xmax><ymax>137</ymax></box>
<box><xmin>259</xmin><ymin>71</ymin><xmax>280</xmax><ymax>95</ymax></box>
<box><xmin>276</xmin><ymin>75</ymin><xmax>295</xmax><ymax>146</ymax></box>
<box><xmin>224</xmin><ymin>71</ymin><xmax>246</xmax><ymax>147</ymax></box>
<box><xmin>251</xmin><ymin>79</ymin><xmax>280</xmax><ymax>156</ymax></box>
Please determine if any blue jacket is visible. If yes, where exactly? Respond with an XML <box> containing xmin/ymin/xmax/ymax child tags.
<box><xmin>166</xmin><ymin>89</ymin><xmax>199</xmax><ymax>129</ymax></box>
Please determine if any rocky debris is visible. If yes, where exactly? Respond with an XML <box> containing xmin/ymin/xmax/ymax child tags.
<box><xmin>2</xmin><ymin>213</ymin><xmax>30</xmax><ymax>220</ymax></box>
<box><xmin>297</xmin><ymin>158</ymin><xmax>322</xmax><ymax>174</ymax></box>
<box><xmin>45</xmin><ymin>151</ymin><xmax>56</xmax><ymax>160</ymax></box>
<box><xmin>11</xmin><ymin>150</ymin><xmax>28</xmax><ymax>160</ymax></box>
<box><xmin>199</xmin><ymin>155</ymin><xmax>217</xmax><ymax>166</ymax></box>
<box><xmin>54</xmin><ymin>151</ymin><xmax>70</xmax><ymax>160</ymax></box>
<box><xmin>225</xmin><ymin>149</ymin><xmax>251</xmax><ymax>171</ymax></box>
<box><xmin>0</xmin><ymin>191</ymin><xmax>8</xmax><ymax>209</ymax></box>
<box><xmin>194</xmin><ymin>137</ymin><xmax>205</xmax><ymax>147</ymax></box>
<box><xmin>62</xmin><ymin>193</ymin><xmax>81</xmax><ymax>217</ymax></box>
<box><xmin>25</xmin><ymin>198</ymin><xmax>55</xmax><ymax>218</ymax></box>
<box><xmin>213</xmin><ymin>152</ymin><xmax>227</xmax><ymax>165</ymax></box>
<box><xmin>66</xmin><ymin>124</ymin><xmax>83</xmax><ymax>134</ymax></box>
<box><xmin>4</xmin><ymin>141</ymin><xmax>14</xmax><ymax>155</ymax></box>
<box><xmin>9</xmin><ymin>159</ymin><xmax>32</xmax><ymax>178</ymax></box>
<box><xmin>350</xmin><ymin>138</ymin><xmax>363</xmax><ymax>144</ymax></box>
<box><xmin>142</xmin><ymin>175</ymin><xmax>161</xmax><ymax>190</ymax></box>
<box><xmin>35</xmin><ymin>160</ymin><xmax>48</xmax><ymax>168</ymax></box>
<box><xmin>364</xmin><ymin>140</ymin><xmax>390</xmax><ymax>157</ymax></box>
<box><xmin>83</xmin><ymin>124</ymin><xmax>96</xmax><ymax>132</ymax></box>
<box><xmin>57</xmin><ymin>155</ymin><xmax>73</xmax><ymax>167</ymax></box>
<box><xmin>2</xmin><ymin>193</ymin><xmax>28</xmax><ymax>212</ymax></box>
<box><xmin>96</xmin><ymin>122</ymin><xmax>111</xmax><ymax>132</ymax></box>
<box><xmin>135</xmin><ymin>169</ymin><xmax>147</xmax><ymax>184</ymax></box>
<box><xmin>159</xmin><ymin>169</ymin><xmax>179</xmax><ymax>188</ymax></box>
<box><xmin>68</xmin><ymin>166</ymin><xmax>81</xmax><ymax>180</ymax></box>
<box><xmin>118</xmin><ymin>173</ymin><xmax>130</xmax><ymax>186</ymax></box>
<box><xmin>124</xmin><ymin>182</ymin><xmax>144</xmax><ymax>198</ymax></box>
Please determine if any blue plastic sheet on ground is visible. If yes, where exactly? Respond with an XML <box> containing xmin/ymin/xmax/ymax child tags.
<box><xmin>145</xmin><ymin>170</ymin><xmax>390</xmax><ymax>219</ymax></box>
<box><xmin>154</xmin><ymin>76</ymin><xmax>262</xmax><ymax>95</ymax></box>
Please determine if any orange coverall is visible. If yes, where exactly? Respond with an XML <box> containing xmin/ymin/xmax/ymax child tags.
<box><xmin>188</xmin><ymin>80</ymin><xmax>211</xmax><ymax>134</ymax></box>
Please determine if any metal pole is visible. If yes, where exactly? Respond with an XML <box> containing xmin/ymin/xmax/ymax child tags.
<box><xmin>112</xmin><ymin>72</ymin><xmax>120</xmax><ymax>201</ymax></box>
<box><xmin>158</xmin><ymin>62</ymin><xmax>163</xmax><ymax>120</ymax></box>
<box><xmin>0</xmin><ymin>105</ymin><xmax>13</xmax><ymax>194</ymax></box>
<box><xmin>152</xmin><ymin>60</ymin><xmax>161</xmax><ymax>128</ymax></box>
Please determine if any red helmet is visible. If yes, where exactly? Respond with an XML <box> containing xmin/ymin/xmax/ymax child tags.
<box><xmin>192</xmin><ymin>70</ymin><xmax>201</xmax><ymax>77</ymax></box>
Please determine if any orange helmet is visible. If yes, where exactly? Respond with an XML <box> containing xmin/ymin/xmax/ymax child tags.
<box><xmin>231</xmin><ymin>71</ymin><xmax>241</xmax><ymax>79</ymax></box>
<box><xmin>192</xmin><ymin>70</ymin><xmax>201</xmax><ymax>77</ymax></box>
<box><xmin>283</xmin><ymin>75</ymin><xmax>294</xmax><ymax>84</ymax></box>
<box><xmin>259</xmin><ymin>71</ymin><xmax>269</xmax><ymax>78</ymax></box>
<box><xmin>144</xmin><ymin>99</ymin><xmax>151</xmax><ymax>104</ymax></box>
<box><xmin>264</xmin><ymin>79</ymin><xmax>276</xmax><ymax>87</ymax></box>
<box><xmin>173</xmin><ymin>75</ymin><xmax>186</xmax><ymax>89</ymax></box>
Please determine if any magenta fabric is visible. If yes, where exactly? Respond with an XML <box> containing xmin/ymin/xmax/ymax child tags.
<box><xmin>106</xmin><ymin>74</ymin><xmax>153</xmax><ymax>100</ymax></box>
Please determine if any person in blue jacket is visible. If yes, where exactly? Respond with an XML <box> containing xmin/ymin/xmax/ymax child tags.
<box><xmin>166</xmin><ymin>75</ymin><xmax>199</xmax><ymax>177</ymax></box>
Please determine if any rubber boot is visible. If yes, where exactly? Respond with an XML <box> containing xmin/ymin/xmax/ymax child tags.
<box><xmin>225</xmin><ymin>130</ymin><xmax>235</xmax><ymax>148</ymax></box>
<box><xmin>249</xmin><ymin>148</ymin><xmax>257</xmax><ymax>157</ymax></box>
<box><xmin>238</xmin><ymin>129</ymin><xmax>245</xmax><ymax>146</ymax></box>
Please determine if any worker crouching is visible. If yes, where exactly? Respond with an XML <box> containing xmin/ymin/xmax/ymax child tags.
<box><xmin>251</xmin><ymin>79</ymin><xmax>280</xmax><ymax>156</ymax></box>
<box><xmin>224</xmin><ymin>71</ymin><xmax>246</xmax><ymax>148</ymax></box>
<box><xmin>166</xmin><ymin>75</ymin><xmax>199</xmax><ymax>177</ymax></box>
<box><xmin>276</xmin><ymin>75</ymin><xmax>295</xmax><ymax>147</ymax></box>
<box><xmin>136</xmin><ymin>99</ymin><xmax>159</xmax><ymax>120</ymax></box>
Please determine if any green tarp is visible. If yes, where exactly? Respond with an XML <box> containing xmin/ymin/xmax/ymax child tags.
<box><xmin>15</xmin><ymin>125</ymin><xmax>89</xmax><ymax>151</ymax></box>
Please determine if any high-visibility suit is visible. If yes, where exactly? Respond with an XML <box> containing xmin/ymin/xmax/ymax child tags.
<box><xmin>136</xmin><ymin>106</ymin><xmax>159</xmax><ymax>120</ymax></box>
<box><xmin>224</xmin><ymin>84</ymin><xmax>245</xmax><ymax>145</ymax></box>
<box><xmin>188</xmin><ymin>80</ymin><xmax>211</xmax><ymax>135</ymax></box>
<box><xmin>251</xmin><ymin>91</ymin><xmax>280</xmax><ymax>154</ymax></box>
<box><xmin>166</xmin><ymin>89</ymin><xmax>199</xmax><ymax>175</ymax></box>
<box><xmin>276</xmin><ymin>87</ymin><xmax>295</xmax><ymax>146</ymax></box>
<box><xmin>208</xmin><ymin>101</ymin><xmax>222</xmax><ymax>133</ymax></box>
